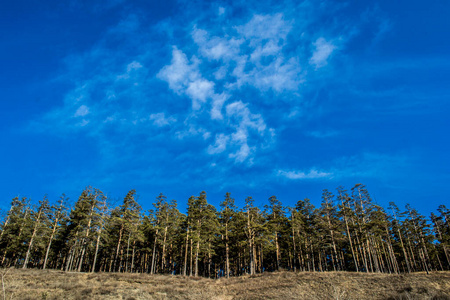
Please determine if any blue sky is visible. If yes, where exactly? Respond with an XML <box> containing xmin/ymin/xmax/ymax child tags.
<box><xmin>1</xmin><ymin>0</ymin><xmax>449</xmax><ymax>215</ymax></box>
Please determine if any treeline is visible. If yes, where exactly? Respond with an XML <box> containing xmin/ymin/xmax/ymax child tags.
<box><xmin>0</xmin><ymin>184</ymin><xmax>449</xmax><ymax>277</ymax></box>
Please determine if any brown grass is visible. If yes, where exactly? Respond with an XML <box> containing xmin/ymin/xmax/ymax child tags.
<box><xmin>1</xmin><ymin>269</ymin><xmax>449</xmax><ymax>299</ymax></box>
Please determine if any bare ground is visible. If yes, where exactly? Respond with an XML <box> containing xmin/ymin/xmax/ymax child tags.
<box><xmin>1</xmin><ymin>269</ymin><xmax>449</xmax><ymax>300</ymax></box>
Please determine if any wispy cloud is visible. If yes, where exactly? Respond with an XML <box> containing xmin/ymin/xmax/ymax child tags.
<box><xmin>149</xmin><ymin>113</ymin><xmax>176</xmax><ymax>127</ymax></box>
<box><xmin>277</xmin><ymin>152</ymin><xmax>412</xmax><ymax>182</ymax></box>
<box><xmin>277</xmin><ymin>169</ymin><xmax>333</xmax><ymax>180</ymax></box>
<box><xmin>309</xmin><ymin>37</ymin><xmax>337</xmax><ymax>69</ymax></box>
<box><xmin>207</xmin><ymin>133</ymin><xmax>229</xmax><ymax>154</ymax></box>
<box><xmin>74</xmin><ymin>105</ymin><xmax>90</xmax><ymax>117</ymax></box>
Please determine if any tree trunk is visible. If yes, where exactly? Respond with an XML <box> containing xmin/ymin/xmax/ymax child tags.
<box><xmin>195</xmin><ymin>239</ymin><xmax>200</xmax><ymax>277</ymax></box>
<box><xmin>247</xmin><ymin>209</ymin><xmax>255</xmax><ymax>275</ymax></box>
<box><xmin>91</xmin><ymin>230</ymin><xmax>102</xmax><ymax>273</ymax></box>
<box><xmin>190</xmin><ymin>239</ymin><xmax>193</xmax><ymax>276</ymax></box>
<box><xmin>23</xmin><ymin>206</ymin><xmax>44</xmax><ymax>269</ymax></box>
<box><xmin>151</xmin><ymin>228</ymin><xmax>158</xmax><ymax>274</ymax></box>
<box><xmin>43</xmin><ymin>214</ymin><xmax>61</xmax><ymax>270</ymax></box>
<box><xmin>183</xmin><ymin>227</ymin><xmax>189</xmax><ymax>276</ymax></box>
<box><xmin>226</xmin><ymin>223</ymin><xmax>230</xmax><ymax>278</ymax></box>
<box><xmin>126</xmin><ymin>233</ymin><xmax>131</xmax><ymax>272</ymax></box>
<box><xmin>161</xmin><ymin>224</ymin><xmax>168</xmax><ymax>272</ymax></box>
<box><xmin>131</xmin><ymin>240</ymin><xmax>136</xmax><ymax>273</ymax></box>
<box><xmin>275</xmin><ymin>230</ymin><xmax>280</xmax><ymax>270</ymax></box>
<box><xmin>78</xmin><ymin>203</ymin><xmax>95</xmax><ymax>272</ymax></box>
<box><xmin>113</xmin><ymin>224</ymin><xmax>124</xmax><ymax>272</ymax></box>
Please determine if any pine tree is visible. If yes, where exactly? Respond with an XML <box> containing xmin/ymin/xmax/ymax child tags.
<box><xmin>43</xmin><ymin>194</ymin><xmax>68</xmax><ymax>269</ymax></box>
<box><xmin>1</xmin><ymin>197</ymin><xmax>29</xmax><ymax>267</ymax></box>
<box><xmin>431</xmin><ymin>212</ymin><xmax>450</xmax><ymax>269</ymax></box>
<box><xmin>91</xmin><ymin>192</ymin><xmax>108</xmax><ymax>272</ymax></box>
<box><xmin>110</xmin><ymin>190</ymin><xmax>142</xmax><ymax>272</ymax></box>
<box><xmin>149</xmin><ymin>193</ymin><xmax>168</xmax><ymax>274</ymax></box>
<box><xmin>318</xmin><ymin>189</ymin><xmax>341</xmax><ymax>271</ymax></box>
<box><xmin>388</xmin><ymin>201</ymin><xmax>412</xmax><ymax>273</ymax></box>
<box><xmin>265</xmin><ymin>196</ymin><xmax>287</xmax><ymax>271</ymax></box>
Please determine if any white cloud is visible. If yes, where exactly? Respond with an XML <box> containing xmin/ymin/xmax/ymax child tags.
<box><xmin>77</xmin><ymin>119</ymin><xmax>90</xmax><ymax>127</ymax></box>
<box><xmin>250</xmin><ymin>57</ymin><xmax>301</xmax><ymax>92</ymax></box>
<box><xmin>236</xmin><ymin>14</ymin><xmax>291</xmax><ymax>42</ymax></box>
<box><xmin>210</xmin><ymin>93</ymin><xmax>229</xmax><ymax>120</ymax></box>
<box><xmin>226</xmin><ymin>101</ymin><xmax>266</xmax><ymax>133</ymax></box>
<box><xmin>191</xmin><ymin>13</ymin><xmax>302</xmax><ymax>93</ymax></box>
<box><xmin>250</xmin><ymin>40</ymin><xmax>281</xmax><ymax>62</ymax></box>
<box><xmin>158</xmin><ymin>47</ymin><xmax>220</xmax><ymax>111</ymax></box>
<box><xmin>117</xmin><ymin>61</ymin><xmax>143</xmax><ymax>80</ymax></box>
<box><xmin>192</xmin><ymin>27</ymin><xmax>242</xmax><ymax>61</ymax></box>
<box><xmin>186</xmin><ymin>79</ymin><xmax>215</xmax><ymax>110</ymax></box>
<box><xmin>229</xmin><ymin>143</ymin><xmax>252</xmax><ymax>163</ymax></box>
<box><xmin>157</xmin><ymin>47</ymin><xmax>198</xmax><ymax>93</ymax></box>
<box><xmin>223</xmin><ymin>101</ymin><xmax>267</xmax><ymax>163</ymax></box>
<box><xmin>310</xmin><ymin>37</ymin><xmax>336</xmax><ymax>68</ymax></box>
<box><xmin>231</xmin><ymin>128</ymin><xmax>248</xmax><ymax>143</ymax></box>
<box><xmin>74</xmin><ymin>105</ymin><xmax>90</xmax><ymax>117</ymax></box>
<box><xmin>149</xmin><ymin>113</ymin><xmax>176</xmax><ymax>127</ymax></box>
<box><xmin>207</xmin><ymin>133</ymin><xmax>229</xmax><ymax>154</ymax></box>
<box><xmin>175</xmin><ymin>122</ymin><xmax>211</xmax><ymax>140</ymax></box>
<box><xmin>277</xmin><ymin>169</ymin><xmax>333</xmax><ymax>180</ymax></box>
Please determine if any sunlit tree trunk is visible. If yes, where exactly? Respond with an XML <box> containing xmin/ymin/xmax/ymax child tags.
<box><xmin>23</xmin><ymin>204</ymin><xmax>44</xmax><ymax>269</ymax></box>
<box><xmin>183</xmin><ymin>227</ymin><xmax>189</xmax><ymax>276</ymax></box>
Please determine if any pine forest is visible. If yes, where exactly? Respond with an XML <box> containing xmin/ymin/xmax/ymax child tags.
<box><xmin>0</xmin><ymin>184</ymin><xmax>449</xmax><ymax>278</ymax></box>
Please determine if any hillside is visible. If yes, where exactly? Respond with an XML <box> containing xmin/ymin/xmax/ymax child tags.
<box><xmin>1</xmin><ymin>269</ymin><xmax>449</xmax><ymax>300</ymax></box>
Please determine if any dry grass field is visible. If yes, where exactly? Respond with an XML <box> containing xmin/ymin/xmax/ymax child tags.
<box><xmin>1</xmin><ymin>269</ymin><xmax>449</xmax><ymax>300</ymax></box>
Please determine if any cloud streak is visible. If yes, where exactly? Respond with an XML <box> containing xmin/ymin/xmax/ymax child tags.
<box><xmin>277</xmin><ymin>169</ymin><xmax>333</xmax><ymax>180</ymax></box>
<box><xmin>276</xmin><ymin>152</ymin><xmax>412</xmax><ymax>183</ymax></box>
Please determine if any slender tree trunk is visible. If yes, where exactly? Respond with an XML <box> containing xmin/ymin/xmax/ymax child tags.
<box><xmin>391</xmin><ymin>208</ymin><xmax>412</xmax><ymax>274</ymax></box>
<box><xmin>339</xmin><ymin>195</ymin><xmax>358</xmax><ymax>272</ymax></box>
<box><xmin>23</xmin><ymin>207</ymin><xmax>43</xmax><ymax>269</ymax></box>
<box><xmin>43</xmin><ymin>218</ymin><xmax>60</xmax><ymax>270</ymax></box>
<box><xmin>406</xmin><ymin>236</ymin><xmax>417</xmax><ymax>271</ymax></box>
<box><xmin>195</xmin><ymin>239</ymin><xmax>200</xmax><ymax>277</ymax></box>
<box><xmin>126</xmin><ymin>233</ymin><xmax>131</xmax><ymax>272</ymax></box>
<box><xmin>113</xmin><ymin>224</ymin><xmax>124</xmax><ymax>272</ymax></box>
<box><xmin>275</xmin><ymin>230</ymin><xmax>280</xmax><ymax>270</ymax></box>
<box><xmin>247</xmin><ymin>209</ymin><xmax>255</xmax><ymax>275</ymax></box>
<box><xmin>385</xmin><ymin>225</ymin><xmax>399</xmax><ymax>274</ymax></box>
<box><xmin>292</xmin><ymin>224</ymin><xmax>297</xmax><ymax>272</ymax></box>
<box><xmin>190</xmin><ymin>239</ymin><xmax>193</xmax><ymax>276</ymax></box>
<box><xmin>78</xmin><ymin>204</ymin><xmax>95</xmax><ymax>272</ymax></box>
<box><xmin>208</xmin><ymin>242</ymin><xmax>212</xmax><ymax>278</ymax></box>
<box><xmin>91</xmin><ymin>199</ymin><xmax>107</xmax><ymax>273</ymax></box>
<box><xmin>183</xmin><ymin>227</ymin><xmax>189</xmax><ymax>276</ymax></box>
<box><xmin>131</xmin><ymin>240</ymin><xmax>136</xmax><ymax>273</ymax></box>
<box><xmin>161</xmin><ymin>224</ymin><xmax>168</xmax><ymax>272</ymax></box>
<box><xmin>91</xmin><ymin>231</ymin><xmax>102</xmax><ymax>273</ymax></box>
<box><xmin>151</xmin><ymin>228</ymin><xmax>158</xmax><ymax>274</ymax></box>
<box><xmin>226</xmin><ymin>223</ymin><xmax>230</xmax><ymax>278</ymax></box>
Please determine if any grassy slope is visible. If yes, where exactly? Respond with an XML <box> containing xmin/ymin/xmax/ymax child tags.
<box><xmin>1</xmin><ymin>269</ymin><xmax>449</xmax><ymax>300</ymax></box>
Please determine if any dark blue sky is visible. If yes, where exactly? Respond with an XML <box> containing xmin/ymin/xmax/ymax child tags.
<box><xmin>1</xmin><ymin>0</ymin><xmax>449</xmax><ymax>214</ymax></box>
